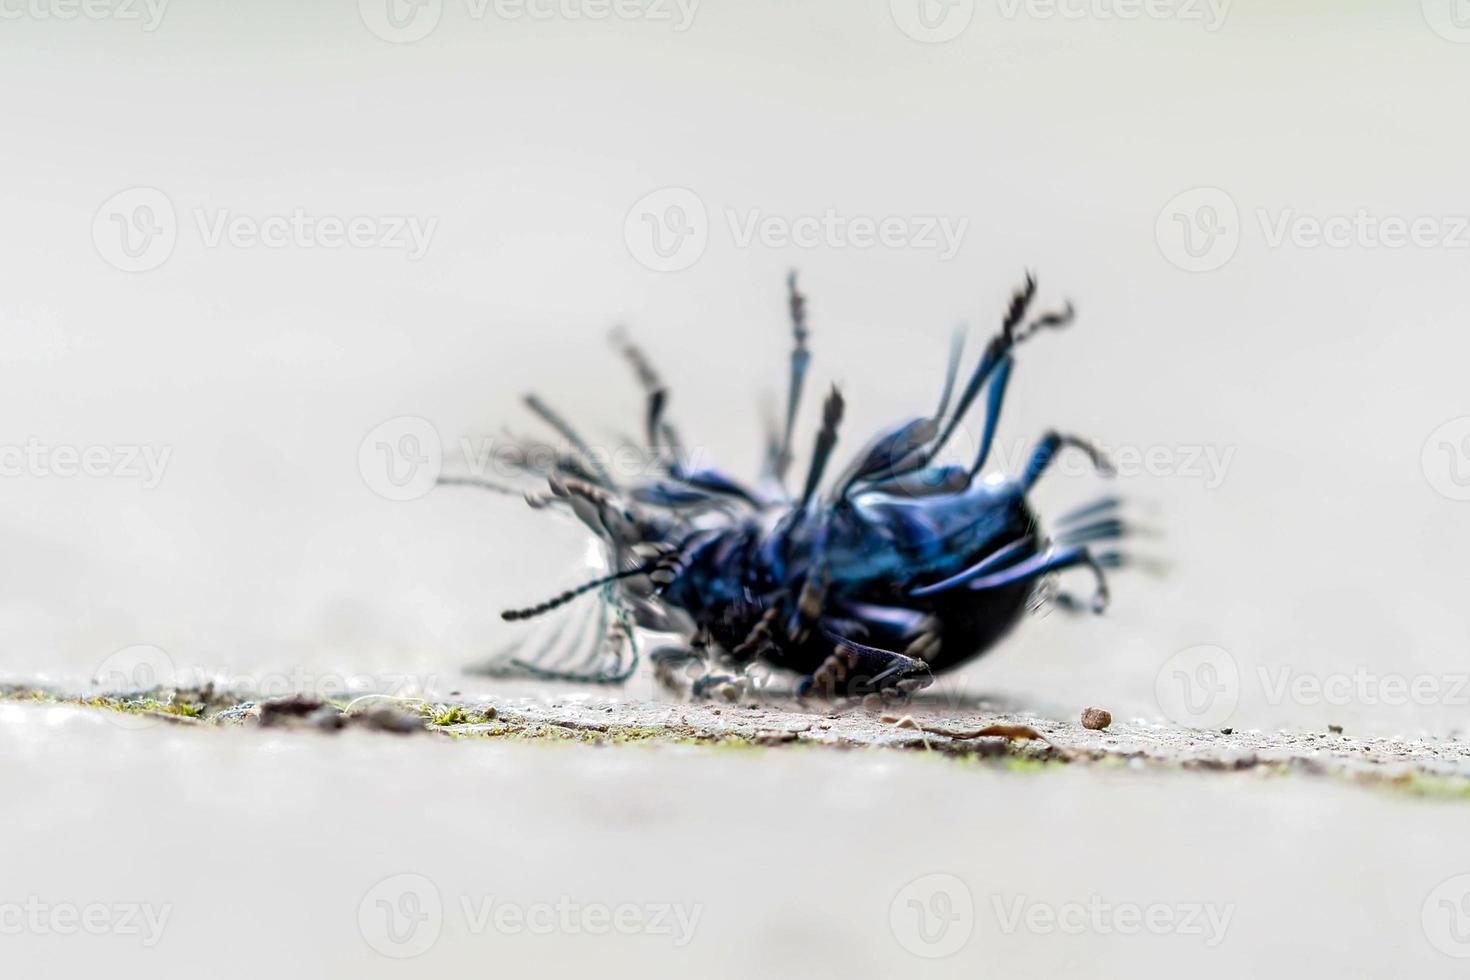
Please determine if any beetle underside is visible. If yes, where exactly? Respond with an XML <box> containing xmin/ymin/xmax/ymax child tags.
<box><xmin>440</xmin><ymin>273</ymin><xmax>1126</xmax><ymax>702</ymax></box>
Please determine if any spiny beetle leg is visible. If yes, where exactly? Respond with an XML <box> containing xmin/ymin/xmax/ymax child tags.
<box><xmin>795</xmin><ymin>638</ymin><xmax>934</xmax><ymax>702</ymax></box>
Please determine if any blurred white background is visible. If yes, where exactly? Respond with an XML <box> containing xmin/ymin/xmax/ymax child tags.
<box><xmin>2</xmin><ymin>0</ymin><xmax>1468</xmax><ymax>734</ymax></box>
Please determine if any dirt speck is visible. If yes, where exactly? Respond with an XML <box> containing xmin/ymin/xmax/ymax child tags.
<box><xmin>1081</xmin><ymin>707</ymin><xmax>1112</xmax><ymax>731</ymax></box>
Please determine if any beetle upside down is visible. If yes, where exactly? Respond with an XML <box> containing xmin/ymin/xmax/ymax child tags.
<box><xmin>441</xmin><ymin>273</ymin><xmax>1127</xmax><ymax>702</ymax></box>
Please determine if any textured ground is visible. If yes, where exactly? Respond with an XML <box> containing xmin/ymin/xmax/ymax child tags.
<box><xmin>9</xmin><ymin>678</ymin><xmax>1470</xmax><ymax>797</ymax></box>
<box><xmin>7</xmin><ymin>682</ymin><xmax>1470</xmax><ymax>980</ymax></box>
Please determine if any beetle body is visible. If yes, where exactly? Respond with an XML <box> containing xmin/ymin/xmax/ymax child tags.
<box><xmin>446</xmin><ymin>273</ymin><xmax>1123</xmax><ymax>700</ymax></box>
<box><xmin>661</xmin><ymin>475</ymin><xmax>1041</xmax><ymax>681</ymax></box>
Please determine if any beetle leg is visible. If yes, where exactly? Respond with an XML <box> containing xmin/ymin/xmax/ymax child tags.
<box><xmin>908</xmin><ymin>537</ymin><xmax>1035</xmax><ymax>597</ymax></box>
<box><xmin>1055</xmin><ymin>494</ymin><xmax>1122</xmax><ymax>527</ymax></box>
<box><xmin>768</xmin><ymin>269</ymin><xmax>813</xmax><ymax>490</ymax></box>
<box><xmin>1021</xmin><ymin>431</ymin><xmax>1115</xmax><ymax>491</ymax></box>
<box><xmin>610</xmin><ymin>327</ymin><xmax>684</xmax><ymax>462</ymax></box>
<box><xmin>795</xmin><ymin>629</ymin><xmax>934</xmax><ymax>702</ymax></box>
<box><xmin>523</xmin><ymin>394</ymin><xmax>616</xmax><ymax>488</ymax></box>
<box><xmin>928</xmin><ymin>276</ymin><xmax>1074</xmax><ymax>465</ymax></box>
<box><xmin>731</xmin><ymin>605</ymin><xmax>782</xmax><ymax>659</ymax></box>
<box><xmin>965</xmin><ymin>355</ymin><xmax>1014</xmax><ymax>481</ymax></box>
<box><xmin>953</xmin><ymin>544</ymin><xmax>1119</xmax><ymax>614</ymax></box>
<box><xmin>652</xmin><ymin>632</ymin><xmax>709</xmax><ymax>695</ymax></box>
<box><xmin>797</xmin><ymin>387</ymin><xmax>845</xmax><ymax>511</ymax></box>
<box><xmin>1054</xmin><ymin>517</ymin><xmax>1127</xmax><ymax>548</ymax></box>
<box><xmin>784</xmin><ymin>571</ymin><xmax>828</xmax><ymax>645</ymax></box>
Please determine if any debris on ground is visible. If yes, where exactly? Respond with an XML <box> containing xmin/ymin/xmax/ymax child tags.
<box><xmin>6</xmin><ymin>681</ymin><xmax>1470</xmax><ymax>798</ymax></box>
<box><xmin>1081</xmin><ymin>706</ymin><xmax>1112</xmax><ymax>730</ymax></box>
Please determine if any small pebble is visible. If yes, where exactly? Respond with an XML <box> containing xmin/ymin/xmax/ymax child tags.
<box><xmin>1080</xmin><ymin>706</ymin><xmax>1112</xmax><ymax>730</ymax></box>
<box><xmin>1328</xmin><ymin>724</ymin><xmax>1344</xmax><ymax>735</ymax></box>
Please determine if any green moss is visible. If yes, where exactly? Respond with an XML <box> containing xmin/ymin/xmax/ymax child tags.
<box><xmin>430</xmin><ymin>705</ymin><xmax>475</xmax><ymax>727</ymax></box>
<box><xmin>1361</xmin><ymin>770</ymin><xmax>1470</xmax><ymax>802</ymax></box>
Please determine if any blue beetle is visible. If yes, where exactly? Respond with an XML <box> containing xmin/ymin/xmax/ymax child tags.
<box><xmin>441</xmin><ymin>273</ymin><xmax>1124</xmax><ymax>700</ymax></box>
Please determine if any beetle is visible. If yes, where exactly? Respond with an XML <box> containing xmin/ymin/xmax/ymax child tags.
<box><xmin>440</xmin><ymin>273</ymin><xmax>1125</xmax><ymax>701</ymax></box>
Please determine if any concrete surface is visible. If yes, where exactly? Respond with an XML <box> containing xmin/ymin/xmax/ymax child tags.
<box><xmin>6</xmin><ymin>677</ymin><xmax>1470</xmax><ymax>978</ymax></box>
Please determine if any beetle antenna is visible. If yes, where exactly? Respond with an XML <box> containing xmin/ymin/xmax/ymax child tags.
<box><xmin>436</xmin><ymin>475</ymin><xmax>523</xmax><ymax>496</ymax></box>
<box><xmin>773</xmin><ymin>269</ymin><xmax>812</xmax><ymax>486</ymax></box>
<box><xmin>501</xmin><ymin>563</ymin><xmax>652</xmax><ymax>622</ymax></box>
